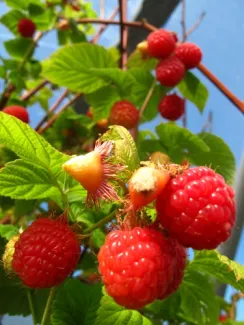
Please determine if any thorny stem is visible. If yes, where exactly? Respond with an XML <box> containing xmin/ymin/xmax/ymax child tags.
<box><xmin>119</xmin><ymin>0</ymin><xmax>128</xmax><ymax>69</ymax></box>
<box><xmin>181</xmin><ymin>0</ymin><xmax>187</xmax><ymax>42</ymax></box>
<box><xmin>84</xmin><ymin>209</ymin><xmax>117</xmax><ymax>234</ymax></box>
<box><xmin>37</xmin><ymin>93</ymin><xmax>82</xmax><ymax>134</ymax></box>
<box><xmin>27</xmin><ymin>289</ymin><xmax>37</xmax><ymax>325</ymax></box>
<box><xmin>35</xmin><ymin>89</ymin><xmax>69</xmax><ymax>131</ymax></box>
<box><xmin>41</xmin><ymin>287</ymin><xmax>58</xmax><ymax>325</ymax></box>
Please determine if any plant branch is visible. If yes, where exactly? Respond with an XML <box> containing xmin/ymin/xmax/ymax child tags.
<box><xmin>41</xmin><ymin>287</ymin><xmax>58</xmax><ymax>325</ymax></box>
<box><xmin>35</xmin><ymin>89</ymin><xmax>69</xmax><ymax>131</ymax></box>
<box><xmin>38</xmin><ymin>93</ymin><xmax>81</xmax><ymax>134</ymax></box>
<box><xmin>181</xmin><ymin>0</ymin><xmax>187</xmax><ymax>42</ymax></box>
<box><xmin>84</xmin><ymin>209</ymin><xmax>117</xmax><ymax>234</ymax></box>
<box><xmin>27</xmin><ymin>289</ymin><xmax>37</xmax><ymax>325</ymax></box>
<box><xmin>91</xmin><ymin>6</ymin><xmax>119</xmax><ymax>43</ymax></box>
<box><xmin>21</xmin><ymin>80</ymin><xmax>49</xmax><ymax>101</ymax></box>
<box><xmin>118</xmin><ymin>0</ymin><xmax>128</xmax><ymax>69</ymax></box>
<box><xmin>185</xmin><ymin>11</ymin><xmax>206</xmax><ymax>39</ymax></box>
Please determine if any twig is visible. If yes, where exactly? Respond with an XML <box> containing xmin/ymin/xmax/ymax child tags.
<box><xmin>21</xmin><ymin>80</ymin><xmax>49</xmax><ymax>101</ymax></box>
<box><xmin>181</xmin><ymin>0</ymin><xmax>187</xmax><ymax>41</ymax></box>
<box><xmin>84</xmin><ymin>210</ymin><xmax>117</xmax><ymax>234</ymax></box>
<box><xmin>35</xmin><ymin>89</ymin><xmax>69</xmax><ymax>131</ymax></box>
<box><xmin>118</xmin><ymin>0</ymin><xmax>128</xmax><ymax>69</ymax></box>
<box><xmin>185</xmin><ymin>11</ymin><xmax>206</xmax><ymax>39</ymax></box>
<box><xmin>201</xmin><ymin>110</ymin><xmax>213</xmax><ymax>133</ymax></box>
<box><xmin>182</xmin><ymin>104</ymin><xmax>187</xmax><ymax>128</ymax></box>
<box><xmin>38</xmin><ymin>93</ymin><xmax>82</xmax><ymax>134</ymax></box>
<box><xmin>90</xmin><ymin>6</ymin><xmax>119</xmax><ymax>43</ymax></box>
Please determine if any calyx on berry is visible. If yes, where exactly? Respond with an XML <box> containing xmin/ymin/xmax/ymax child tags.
<box><xmin>63</xmin><ymin>140</ymin><xmax>124</xmax><ymax>207</ymax></box>
<box><xmin>3</xmin><ymin>234</ymin><xmax>20</xmax><ymax>274</ymax></box>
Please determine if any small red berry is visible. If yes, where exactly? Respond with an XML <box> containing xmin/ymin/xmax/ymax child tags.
<box><xmin>158</xmin><ymin>94</ymin><xmax>185</xmax><ymax>121</ymax></box>
<box><xmin>109</xmin><ymin>100</ymin><xmax>139</xmax><ymax>129</ymax></box>
<box><xmin>17</xmin><ymin>18</ymin><xmax>36</xmax><ymax>38</ymax></box>
<box><xmin>156</xmin><ymin>56</ymin><xmax>185</xmax><ymax>87</ymax></box>
<box><xmin>12</xmin><ymin>218</ymin><xmax>81</xmax><ymax>288</ymax></box>
<box><xmin>128</xmin><ymin>166</ymin><xmax>170</xmax><ymax>210</ymax></box>
<box><xmin>3</xmin><ymin>105</ymin><xmax>29</xmax><ymax>123</ymax></box>
<box><xmin>175</xmin><ymin>42</ymin><xmax>202</xmax><ymax>69</ymax></box>
<box><xmin>219</xmin><ymin>315</ymin><xmax>228</xmax><ymax>322</ymax></box>
<box><xmin>98</xmin><ymin>227</ymin><xmax>186</xmax><ymax>309</ymax></box>
<box><xmin>156</xmin><ymin>167</ymin><xmax>236</xmax><ymax>250</ymax></box>
<box><xmin>147</xmin><ymin>29</ymin><xmax>176</xmax><ymax>59</ymax></box>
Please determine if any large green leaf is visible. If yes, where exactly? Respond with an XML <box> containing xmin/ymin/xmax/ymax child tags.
<box><xmin>0</xmin><ymin>160</ymin><xmax>60</xmax><ymax>200</ymax></box>
<box><xmin>5</xmin><ymin>0</ymin><xmax>41</xmax><ymax>9</ymax></box>
<box><xmin>28</xmin><ymin>4</ymin><xmax>55</xmax><ymax>30</ymax></box>
<box><xmin>190</xmin><ymin>132</ymin><xmax>236</xmax><ymax>184</ymax></box>
<box><xmin>101</xmin><ymin>126</ymin><xmax>140</xmax><ymax>173</ymax></box>
<box><xmin>0</xmin><ymin>112</ymin><xmax>68</xmax><ymax>174</ymax></box>
<box><xmin>4</xmin><ymin>38</ymin><xmax>34</xmax><ymax>60</ymax></box>
<box><xmin>129</xmin><ymin>68</ymin><xmax>168</xmax><ymax>122</ymax></box>
<box><xmin>127</xmin><ymin>49</ymin><xmax>157</xmax><ymax>71</ymax></box>
<box><xmin>0</xmin><ymin>10</ymin><xmax>26</xmax><ymax>35</ymax></box>
<box><xmin>189</xmin><ymin>250</ymin><xmax>244</xmax><ymax>292</ymax></box>
<box><xmin>42</xmin><ymin>43</ymin><xmax>117</xmax><ymax>94</ymax></box>
<box><xmin>179</xmin><ymin>270</ymin><xmax>219</xmax><ymax>325</ymax></box>
<box><xmin>156</xmin><ymin>123</ymin><xmax>209</xmax><ymax>163</ymax></box>
<box><xmin>51</xmin><ymin>280</ymin><xmax>102</xmax><ymax>325</ymax></box>
<box><xmin>95</xmin><ymin>290</ymin><xmax>153</xmax><ymax>325</ymax></box>
<box><xmin>178</xmin><ymin>71</ymin><xmax>209</xmax><ymax>112</ymax></box>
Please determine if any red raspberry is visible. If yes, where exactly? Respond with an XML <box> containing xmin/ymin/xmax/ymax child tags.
<box><xmin>219</xmin><ymin>315</ymin><xmax>228</xmax><ymax>322</ymax></box>
<box><xmin>175</xmin><ymin>42</ymin><xmax>202</xmax><ymax>69</ymax></box>
<box><xmin>156</xmin><ymin>167</ymin><xmax>236</xmax><ymax>250</ymax></box>
<box><xmin>147</xmin><ymin>29</ymin><xmax>176</xmax><ymax>59</ymax></box>
<box><xmin>17</xmin><ymin>18</ymin><xmax>36</xmax><ymax>38</ymax></box>
<box><xmin>156</xmin><ymin>56</ymin><xmax>185</xmax><ymax>87</ymax></box>
<box><xmin>3</xmin><ymin>105</ymin><xmax>29</xmax><ymax>123</ymax></box>
<box><xmin>158</xmin><ymin>94</ymin><xmax>185</xmax><ymax>121</ymax></box>
<box><xmin>109</xmin><ymin>100</ymin><xmax>139</xmax><ymax>129</ymax></box>
<box><xmin>98</xmin><ymin>227</ymin><xmax>186</xmax><ymax>309</ymax></box>
<box><xmin>12</xmin><ymin>218</ymin><xmax>81</xmax><ymax>288</ymax></box>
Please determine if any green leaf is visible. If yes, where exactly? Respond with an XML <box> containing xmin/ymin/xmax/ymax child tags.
<box><xmin>190</xmin><ymin>132</ymin><xmax>236</xmax><ymax>184</ymax></box>
<box><xmin>0</xmin><ymin>225</ymin><xmax>18</xmax><ymax>240</ymax></box>
<box><xmin>156</xmin><ymin>123</ymin><xmax>209</xmax><ymax>163</ymax></box>
<box><xmin>0</xmin><ymin>66</ymin><xmax>6</xmax><ymax>79</ymax></box>
<box><xmin>178</xmin><ymin>270</ymin><xmax>219</xmax><ymax>325</ymax></box>
<box><xmin>0</xmin><ymin>10</ymin><xmax>26</xmax><ymax>35</ymax></box>
<box><xmin>129</xmin><ymin>68</ymin><xmax>168</xmax><ymax>122</ymax></box>
<box><xmin>4</xmin><ymin>38</ymin><xmax>34</xmax><ymax>59</ymax></box>
<box><xmin>189</xmin><ymin>250</ymin><xmax>244</xmax><ymax>292</ymax></box>
<box><xmin>14</xmin><ymin>199</ymin><xmax>36</xmax><ymax>218</ymax></box>
<box><xmin>42</xmin><ymin>43</ymin><xmax>117</xmax><ymax>94</ymax></box>
<box><xmin>178</xmin><ymin>71</ymin><xmax>209</xmax><ymax>112</ymax></box>
<box><xmin>0</xmin><ymin>112</ymin><xmax>68</xmax><ymax>174</ymax></box>
<box><xmin>85</xmin><ymin>86</ymin><xmax>120</xmax><ymax>121</ymax></box>
<box><xmin>0</xmin><ymin>160</ymin><xmax>60</xmax><ymax>200</ymax></box>
<box><xmin>127</xmin><ymin>49</ymin><xmax>157</xmax><ymax>71</ymax></box>
<box><xmin>91</xmin><ymin>229</ymin><xmax>106</xmax><ymax>249</ymax></box>
<box><xmin>28</xmin><ymin>4</ymin><xmax>56</xmax><ymax>30</ymax></box>
<box><xmin>5</xmin><ymin>0</ymin><xmax>42</xmax><ymax>9</ymax></box>
<box><xmin>51</xmin><ymin>280</ymin><xmax>102</xmax><ymax>325</ymax></box>
<box><xmin>95</xmin><ymin>290</ymin><xmax>153</xmax><ymax>325</ymax></box>
<box><xmin>101</xmin><ymin>126</ymin><xmax>140</xmax><ymax>173</ymax></box>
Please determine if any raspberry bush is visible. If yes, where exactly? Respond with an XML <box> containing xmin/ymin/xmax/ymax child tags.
<box><xmin>0</xmin><ymin>1</ymin><xmax>242</xmax><ymax>325</ymax></box>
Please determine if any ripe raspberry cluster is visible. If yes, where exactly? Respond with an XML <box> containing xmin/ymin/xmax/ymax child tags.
<box><xmin>146</xmin><ymin>29</ymin><xmax>202</xmax><ymax>87</ymax></box>
<box><xmin>98</xmin><ymin>164</ymin><xmax>235</xmax><ymax>309</ymax></box>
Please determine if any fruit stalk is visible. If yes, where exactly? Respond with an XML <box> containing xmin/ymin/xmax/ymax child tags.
<box><xmin>41</xmin><ymin>287</ymin><xmax>58</xmax><ymax>325</ymax></box>
<box><xmin>84</xmin><ymin>209</ymin><xmax>117</xmax><ymax>234</ymax></box>
<box><xmin>27</xmin><ymin>289</ymin><xmax>37</xmax><ymax>325</ymax></box>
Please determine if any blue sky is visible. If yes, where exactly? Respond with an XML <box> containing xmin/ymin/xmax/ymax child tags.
<box><xmin>0</xmin><ymin>0</ymin><xmax>244</xmax><ymax>323</ymax></box>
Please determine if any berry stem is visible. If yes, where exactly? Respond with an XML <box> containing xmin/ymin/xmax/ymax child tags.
<box><xmin>84</xmin><ymin>209</ymin><xmax>117</xmax><ymax>234</ymax></box>
<box><xmin>41</xmin><ymin>287</ymin><xmax>58</xmax><ymax>325</ymax></box>
<box><xmin>27</xmin><ymin>289</ymin><xmax>37</xmax><ymax>325</ymax></box>
<box><xmin>139</xmin><ymin>80</ymin><xmax>157</xmax><ymax>119</ymax></box>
